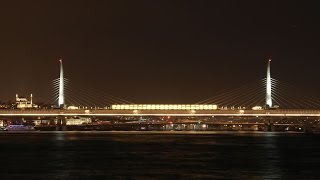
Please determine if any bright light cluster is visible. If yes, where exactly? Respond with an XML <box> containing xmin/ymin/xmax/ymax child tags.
<box><xmin>111</xmin><ymin>104</ymin><xmax>218</xmax><ymax>110</ymax></box>
<box><xmin>66</xmin><ymin>118</ymin><xmax>91</xmax><ymax>125</ymax></box>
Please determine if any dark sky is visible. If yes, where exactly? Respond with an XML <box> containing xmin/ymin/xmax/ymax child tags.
<box><xmin>0</xmin><ymin>0</ymin><xmax>320</xmax><ymax>103</ymax></box>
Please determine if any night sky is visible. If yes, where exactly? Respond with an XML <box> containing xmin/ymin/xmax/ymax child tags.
<box><xmin>1</xmin><ymin>0</ymin><xmax>320</xmax><ymax>103</ymax></box>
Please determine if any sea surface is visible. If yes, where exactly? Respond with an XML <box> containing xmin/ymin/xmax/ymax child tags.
<box><xmin>0</xmin><ymin>131</ymin><xmax>319</xmax><ymax>179</ymax></box>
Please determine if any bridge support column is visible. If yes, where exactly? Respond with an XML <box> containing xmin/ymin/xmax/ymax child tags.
<box><xmin>61</xmin><ymin>118</ymin><xmax>67</xmax><ymax>131</ymax></box>
<box><xmin>264</xmin><ymin>123</ymin><xmax>275</xmax><ymax>132</ymax></box>
<box><xmin>186</xmin><ymin>124</ymin><xmax>194</xmax><ymax>131</ymax></box>
<box><xmin>270</xmin><ymin>124</ymin><xmax>275</xmax><ymax>132</ymax></box>
<box><xmin>56</xmin><ymin>117</ymin><xmax>67</xmax><ymax>131</ymax></box>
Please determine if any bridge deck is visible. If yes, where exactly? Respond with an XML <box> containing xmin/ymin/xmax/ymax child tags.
<box><xmin>1</xmin><ymin>109</ymin><xmax>320</xmax><ymax>117</ymax></box>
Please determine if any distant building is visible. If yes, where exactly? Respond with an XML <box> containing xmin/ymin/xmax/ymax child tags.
<box><xmin>16</xmin><ymin>94</ymin><xmax>38</xmax><ymax>109</ymax></box>
<box><xmin>252</xmin><ymin>106</ymin><xmax>263</xmax><ymax>110</ymax></box>
<box><xmin>67</xmin><ymin>106</ymin><xmax>79</xmax><ymax>110</ymax></box>
<box><xmin>66</xmin><ymin>117</ymin><xmax>92</xmax><ymax>125</ymax></box>
<box><xmin>0</xmin><ymin>104</ymin><xmax>7</xmax><ymax>109</ymax></box>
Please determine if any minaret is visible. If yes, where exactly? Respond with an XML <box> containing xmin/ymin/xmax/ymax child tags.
<box><xmin>58</xmin><ymin>59</ymin><xmax>65</xmax><ymax>108</ymax></box>
<box><xmin>30</xmin><ymin>94</ymin><xmax>33</xmax><ymax>105</ymax></box>
<box><xmin>266</xmin><ymin>59</ymin><xmax>272</xmax><ymax>108</ymax></box>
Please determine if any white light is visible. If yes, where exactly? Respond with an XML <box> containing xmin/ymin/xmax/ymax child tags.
<box><xmin>58</xmin><ymin>59</ymin><xmax>65</xmax><ymax>107</ymax></box>
<box><xmin>109</xmin><ymin>104</ymin><xmax>218</xmax><ymax>110</ymax></box>
<box><xmin>266</xmin><ymin>60</ymin><xmax>272</xmax><ymax>107</ymax></box>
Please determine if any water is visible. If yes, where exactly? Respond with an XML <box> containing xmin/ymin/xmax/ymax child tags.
<box><xmin>0</xmin><ymin>131</ymin><xmax>319</xmax><ymax>179</ymax></box>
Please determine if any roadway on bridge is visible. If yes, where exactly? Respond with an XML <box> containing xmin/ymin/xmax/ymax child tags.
<box><xmin>1</xmin><ymin>109</ymin><xmax>320</xmax><ymax>117</ymax></box>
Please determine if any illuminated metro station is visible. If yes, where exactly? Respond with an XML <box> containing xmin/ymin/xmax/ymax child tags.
<box><xmin>111</xmin><ymin>104</ymin><xmax>218</xmax><ymax>110</ymax></box>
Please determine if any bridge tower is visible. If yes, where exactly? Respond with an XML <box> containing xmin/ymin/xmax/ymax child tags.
<box><xmin>58</xmin><ymin>59</ymin><xmax>65</xmax><ymax>108</ymax></box>
<box><xmin>266</xmin><ymin>59</ymin><xmax>272</xmax><ymax>108</ymax></box>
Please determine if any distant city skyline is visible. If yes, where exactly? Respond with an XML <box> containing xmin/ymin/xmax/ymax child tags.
<box><xmin>0</xmin><ymin>1</ymin><xmax>319</xmax><ymax>103</ymax></box>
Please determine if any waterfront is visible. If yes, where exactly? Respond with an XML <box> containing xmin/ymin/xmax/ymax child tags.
<box><xmin>0</xmin><ymin>131</ymin><xmax>319</xmax><ymax>179</ymax></box>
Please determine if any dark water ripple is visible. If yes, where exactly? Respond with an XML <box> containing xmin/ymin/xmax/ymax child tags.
<box><xmin>0</xmin><ymin>131</ymin><xmax>319</xmax><ymax>179</ymax></box>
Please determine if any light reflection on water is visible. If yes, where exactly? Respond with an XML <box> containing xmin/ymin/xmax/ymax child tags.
<box><xmin>0</xmin><ymin>131</ymin><xmax>319</xmax><ymax>179</ymax></box>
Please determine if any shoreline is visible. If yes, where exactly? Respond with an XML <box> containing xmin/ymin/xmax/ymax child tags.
<box><xmin>0</xmin><ymin>130</ymin><xmax>313</xmax><ymax>135</ymax></box>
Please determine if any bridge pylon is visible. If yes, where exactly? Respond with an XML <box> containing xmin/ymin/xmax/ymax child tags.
<box><xmin>58</xmin><ymin>59</ymin><xmax>65</xmax><ymax>108</ymax></box>
<box><xmin>265</xmin><ymin>59</ymin><xmax>272</xmax><ymax>109</ymax></box>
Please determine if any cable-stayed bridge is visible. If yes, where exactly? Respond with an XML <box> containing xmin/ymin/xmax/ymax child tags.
<box><xmin>2</xmin><ymin>60</ymin><xmax>320</xmax><ymax>117</ymax></box>
<box><xmin>1</xmin><ymin>59</ymin><xmax>320</xmax><ymax>131</ymax></box>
